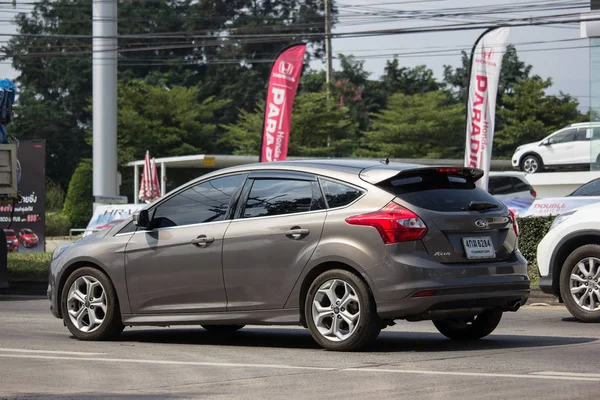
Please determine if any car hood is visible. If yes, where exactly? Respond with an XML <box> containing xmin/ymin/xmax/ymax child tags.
<box><xmin>22</xmin><ymin>234</ymin><xmax>38</xmax><ymax>240</ymax></box>
<box><xmin>515</xmin><ymin>141</ymin><xmax>541</xmax><ymax>152</ymax></box>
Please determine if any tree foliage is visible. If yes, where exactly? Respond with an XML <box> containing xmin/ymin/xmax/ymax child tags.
<box><xmin>62</xmin><ymin>159</ymin><xmax>93</xmax><ymax>229</ymax></box>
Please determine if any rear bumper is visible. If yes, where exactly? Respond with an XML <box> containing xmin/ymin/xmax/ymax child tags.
<box><xmin>366</xmin><ymin>248</ymin><xmax>530</xmax><ymax>320</ymax></box>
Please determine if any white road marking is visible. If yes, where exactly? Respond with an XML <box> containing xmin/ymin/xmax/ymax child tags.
<box><xmin>530</xmin><ymin>371</ymin><xmax>600</xmax><ymax>378</ymax></box>
<box><xmin>0</xmin><ymin>348</ymin><xmax>105</xmax><ymax>356</ymax></box>
<box><xmin>0</xmin><ymin>353</ymin><xmax>599</xmax><ymax>382</ymax></box>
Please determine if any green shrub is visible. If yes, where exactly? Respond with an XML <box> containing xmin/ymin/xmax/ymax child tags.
<box><xmin>518</xmin><ymin>216</ymin><xmax>556</xmax><ymax>287</ymax></box>
<box><xmin>45</xmin><ymin>212</ymin><xmax>71</xmax><ymax>237</ymax></box>
<box><xmin>62</xmin><ymin>159</ymin><xmax>93</xmax><ymax>228</ymax></box>
<box><xmin>7</xmin><ymin>252</ymin><xmax>52</xmax><ymax>282</ymax></box>
<box><xmin>46</xmin><ymin>179</ymin><xmax>65</xmax><ymax>212</ymax></box>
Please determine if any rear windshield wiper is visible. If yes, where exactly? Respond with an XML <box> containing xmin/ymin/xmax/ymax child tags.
<box><xmin>466</xmin><ymin>201</ymin><xmax>499</xmax><ymax>212</ymax></box>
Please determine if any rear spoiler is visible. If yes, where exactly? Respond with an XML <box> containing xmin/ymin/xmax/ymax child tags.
<box><xmin>360</xmin><ymin>166</ymin><xmax>484</xmax><ymax>185</ymax></box>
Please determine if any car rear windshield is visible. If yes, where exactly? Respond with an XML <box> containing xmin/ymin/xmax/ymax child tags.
<box><xmin>4</xmin><ymin>230</ymin><xmax>14</xmax><ymax>235</ymax></box>
<box><xmin>376</xmin><ymin>170</ymin><xmax>504</xmax><ymax>212</ymax></box>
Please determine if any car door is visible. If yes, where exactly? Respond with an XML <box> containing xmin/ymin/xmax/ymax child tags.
<box><xmin>572</xmin><ymin>128</ymin><xmax>592</xmax><ymax>165</ymax></box>
<box><xmin>543</xmin><ymin>128</ymin><xmax>577</xmax><ymax>165</ymax></box>
<box><xmin>222</xmin><ymin>172</ymin><xmax>326</xmax><ymax>311</ymax></box>
<box><xmin>124</xmin><ymin>173</ymin><xmax>247</xmax><ymax>314</ymax></box>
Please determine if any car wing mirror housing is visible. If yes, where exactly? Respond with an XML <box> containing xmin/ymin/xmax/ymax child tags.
<box><xmin>133</xmin><ymin>209</ymin><xmax>152</xmax><ymax>230</ymax></box>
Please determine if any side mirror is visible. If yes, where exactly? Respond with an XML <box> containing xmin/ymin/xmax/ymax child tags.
<box><xmin>540</xmin><ymin>140</ymin><xmax>549</xmax><ymax>146</ymax></box>
<box><xmin>133</xmin><ymin>209</ymin><xmax>152</xmax><ymax>230</ymax></box>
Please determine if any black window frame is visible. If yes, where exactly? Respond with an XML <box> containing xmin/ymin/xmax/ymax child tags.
<box><xmin>233</xmin><ymin>171</ymin><xmax>325</xmax><ymax>220</ymax></box>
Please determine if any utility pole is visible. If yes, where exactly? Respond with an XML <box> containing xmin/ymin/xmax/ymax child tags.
<box><xmin>92</xmin><ymin>0</ymin><xmax>118</xmax><ymax>197</ymax></box>
<box><xmin>324</xmin><ymin>0</ymin><xmax>333</xmax><ymax>87</ymax></box>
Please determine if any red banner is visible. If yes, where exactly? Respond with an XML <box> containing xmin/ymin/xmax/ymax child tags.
<box><xmin>260</xmin><ymin>44</ymin><xmax>307</xmax><ymax>162</ymax></box>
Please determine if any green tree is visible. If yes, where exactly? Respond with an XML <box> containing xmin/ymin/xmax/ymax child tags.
<box><xmin>62</xmin><ymin>159</ymin><xmax>93</xmax><ymax>229</ymax></box>
<box><xmin>222</xmin><ymin>92</ymin><xmax>359</xmax><ymax>157</ymax></box>
<box><xmin>494</xmin><ymin>77</ymin><xmax>586</xmax><ymax>158</ymax></box>
<box><xmin>359</xmin><ymin>91</ymin><xmax>464</xmax><ymax>159</ymax></box>
<box><xmin>116</xmin><ymin>80</ymin><xmax>230</xmax><ymax>164</ymax></box>
<box><xmin>382</xmin><ymin>60</ymin><xmax>442</xmax><ymax>95</ymax></box>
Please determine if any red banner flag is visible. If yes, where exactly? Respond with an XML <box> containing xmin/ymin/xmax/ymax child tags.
<box><xmin>260</xmin><ymin>43</ymin><xmax>307</xmax><ymax>162</ymax></box>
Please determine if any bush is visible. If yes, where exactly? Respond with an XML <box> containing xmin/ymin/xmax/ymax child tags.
<box><xmin>45</xmin><ymin>212</ymin><xmax>71</xmax><ymax>237</ymax></box>
<box><xmin>7</xmin><ymin>252</ymin><xmax>52</xmax><ymax>282</ymax></box>
<box><xmin>63</xmin><ymin>159</ymin><xmax>93</xmax><ymax>228</ymax></box>
<box><xmin>46</xmin><ymin>179</ymin><xmax>65</xmax><ymax>212</ymax></box>
<box><xmin>518</xmin><ymin>216</ymin><xmax>556</xmax><ymax>287</ymax></box>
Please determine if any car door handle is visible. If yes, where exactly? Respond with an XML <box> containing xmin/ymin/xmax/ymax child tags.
<box><xmin>285</xmin><ymin>227</ymin><xmax>310</xmax><ymax>239</ymax></box>
<box><xmin>191</xmin><ymin>235</ymin><xmax>214</xmax><ymax>247</ymax></box>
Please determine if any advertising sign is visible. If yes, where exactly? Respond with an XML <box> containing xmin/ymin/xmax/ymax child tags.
<box><xmin>465</xmin><ymin>27</ymin><xmax>510</xmax><ymax>190</ymax></box>
<box><xmin>0</xmin><ymin>140</ymin><xmax>46</xmax><ymax>253</ymax></box>
<box><xmin>83</xmin><ymin>203</ymin><xmax>144</xmax><ymax>237</ymax></box>
<box><xmin>503</xmin><ymin>197</ymin><xmax>600</xmax><ymax>218</ymax></box>
<box><xmin>259</xmin><ymin>43</ymin><xmax>307</xmax><ymax>162</ymax></box>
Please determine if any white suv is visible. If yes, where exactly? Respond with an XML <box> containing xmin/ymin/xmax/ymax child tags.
<box><xmin>512</xmin><ymin>122</ymin><xmax>600</xmax><ymax>174</ymax></box>
<box><xmin>537</xmin><ymin>202</ymin><xmax>600</xmax><ymax>321</ymax></box>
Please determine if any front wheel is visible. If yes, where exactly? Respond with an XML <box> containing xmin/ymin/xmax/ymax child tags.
<box><xmin>305</xmin><ymin>269</ymin><xmax>381</xmax><ymax>351</ymax></box>
<box><xmin>560</xmin><ymin>245</ymin><xmax>600</xmax><ymax>322</ymax></box>
<box><xmin>433</xmin><ymin>310</ymin><xmax>503</xmax><ymax>340</ymax></box>
<box><xmin>61</xmin><ymin>267</ymin><xmax>124</xmax><ymax>341</ymax></box>
<box><xmin>520</xmin><ymin>154</ymin><xmax>543</xmax><ymax>174</ymax></box>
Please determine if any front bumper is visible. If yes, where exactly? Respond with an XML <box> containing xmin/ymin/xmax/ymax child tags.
<box><xmin>366</xmin><ymin>249</ymin><xmax>530</xmax><ymax>320</ymax></box>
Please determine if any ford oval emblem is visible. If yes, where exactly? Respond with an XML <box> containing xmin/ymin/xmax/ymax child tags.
<box><xmin>475</xmin><ymin>219</ymin><xmax>489</xmax><ymax>228</ymax></box>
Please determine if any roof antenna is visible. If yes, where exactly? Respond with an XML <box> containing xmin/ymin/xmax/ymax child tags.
<box><xmin>384</xmin><ymin>158</ymin><xmax>390</xmax><ymax>165</ymax></box>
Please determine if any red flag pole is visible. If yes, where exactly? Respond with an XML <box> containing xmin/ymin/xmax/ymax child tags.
<box><xmin>259</xmin><ymin>42</ymin><xmax>307</xmax><ymax>163</ymax></box>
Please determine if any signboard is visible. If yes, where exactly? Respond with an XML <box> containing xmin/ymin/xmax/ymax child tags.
<box><xmin>503</xmin><ymin>197</ymin><xmax>600</xmax><ymax>218</ymax></box>
<box><xmin>84</xmin><ymin>203</ymin><xmax>144</xmax><ymax>237</ymax></box>
<box><xmin>0</xmin><ymin>140</ymin><xmax>46</xmax><ymax>253</ymax></box>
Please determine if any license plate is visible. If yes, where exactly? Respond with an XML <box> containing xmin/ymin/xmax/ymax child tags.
<box><xmin>462</xmin><ymin>237</ymin><xmax>495</xmax><ymax>259</ymax></box>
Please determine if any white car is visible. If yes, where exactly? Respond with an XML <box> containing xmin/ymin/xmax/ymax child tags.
<box><xmin>511</xmin><ymin>122</ymin><xmax>600</xmax><ymax>174</ymax></box>
<box><xmin>488</xmin><ymin>172</ymin><xmax>536</xmax><ymax>200</ymax></box>
<box><xmin>537</xmin><ymin>202</ymin><xmax>600</xmax><ymax>321</ymax></box>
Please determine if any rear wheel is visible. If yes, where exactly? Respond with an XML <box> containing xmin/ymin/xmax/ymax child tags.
<box><xmin>520</xmin><ymin>154</ymin><xmax>543</xmax><ymax>174</ymax></box>
<box><xmin>433</xmin><ymin>310</ymin><xmax>503</xmax><ymax>340</ymax></box>
<box><xmin>61</xmin><ymin>267</ymin><xmax>124</xmax><ymax>341</ymax></box>
<box><xmin>305</xmin><ymin>269</ymin><xmax>381</xmax><ymax>351</ymax></box>
<box><xmin>201</xmin><ymin>325</ymin><xmax>245</xmax><ymax>334</ymax></box>
<box><xmin>560</xmin><ymin>245</ymin><xmax>600</xmax><ymax>322</ymax></box>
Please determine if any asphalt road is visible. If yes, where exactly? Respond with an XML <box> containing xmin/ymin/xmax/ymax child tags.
<box><xmin>0</xmin><ymin>296</ymin><xmax>599</xmax><ymax>400</ymax></box>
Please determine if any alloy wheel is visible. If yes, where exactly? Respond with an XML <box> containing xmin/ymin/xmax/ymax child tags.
<box><xmin>523</xmin><ymin>157</ymin><xmax>539</xmax><ymax>174</ymax></box>
<box><xmin>312</xmin><ymin>279</ymin><xmax>361</xmax><ymax>342</ymax></box>
<box><xmin>66</xmin><ymin>276</ymin><xmax>108</xmax><ymax>333</ymax></box>
<box><xmin>570</xmin><ymin>257</ymin><xmax>600</xmax><ymax>312</ymax></box>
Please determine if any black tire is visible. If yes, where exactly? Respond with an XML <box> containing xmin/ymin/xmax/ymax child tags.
<box><xmin>433</xmin><ymin>310</ymin><xmax>503</xmax><ymax>340</ymax></box>
<box><xmin>520</xmin><ymin>154</ymin><xmax>544</xmax><ymax>174</ymax></box>
<box><xmin>61</xmin><ymin>267</ymin><xmax>124</xmax><ymax>341</ymax></box>
<box><xmin>305</xmin><ymin>269</ymin><xmax>381</xmax><ymax>351</ymax></box>
<box><xmin>201</xmin><ymin>325</ymin><xmax>245</xmax><ymax>334</ymax></box>
<box><xmin>559</xmin><ymin>245</ymin><xmax>600</xmax><ymax>323</ymax></box>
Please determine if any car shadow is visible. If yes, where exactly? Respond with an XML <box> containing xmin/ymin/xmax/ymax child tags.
<box><xmin>116</xmin><ymin>327</ymin><xmax>598</xmax><ymax>353</ymax></box>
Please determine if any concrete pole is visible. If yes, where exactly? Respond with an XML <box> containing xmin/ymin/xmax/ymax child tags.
<box><xmin>160</xmin><ymin>162</ymin><xmax>166</xmax><ymax>196</ymax></box>
<box><xmin>324</xmin><ymin>0</ymin><xmax>333</xmax><ymax>88</ymax></box>
<box><xmin>92</xmin><ymin>0</ymin><xmax>118</xmax><ymax>197</ymax></box>
<box><xmin>133</xmin><ymin>164</ymin><xmax>139</xmax><ymax>204</ymax></box>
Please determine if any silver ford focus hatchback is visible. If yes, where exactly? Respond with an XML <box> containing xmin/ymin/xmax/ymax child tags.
<box><xmin>48</xmin><ymin>160</ymin><xmax>529</xmax><ymax>351</ymax></box>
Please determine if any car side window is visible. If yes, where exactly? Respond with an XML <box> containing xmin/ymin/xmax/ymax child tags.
<box><xmin>572</xmin><ymin>179</ymin><xmax>600</xmax><ymax>196</ymax></box>
<box><xmin>488</xmin><ymin>177</ymin><xmax>512</xmax><ymax>195</ymax></box>
<box><xmin>151</xmin><ymin>174</ymin><xmax>246</xmax><ymax>228</ymax></box>
<box><xmin>242</xmin><ymin>179</ymin><xmax>318</xmax><ymax>219</ymax></box>
<box><xmin>511</xmin><ymin>177</ymin><xmax>531</xmax><ymax>192</ymax></box>
<box><xmin>549</xmin><ymin>129</ymin><xmax>576</xmax><ymax>144</ymax></box>
<box><xmin>575</xmin><ymin>128</ymin><xmax>592</xmax><ymax>141</ymax></box>
<box><xmin>320</xmin><ymin>178</ymin><xmax>364</xmax><ymax>208</ymax></box>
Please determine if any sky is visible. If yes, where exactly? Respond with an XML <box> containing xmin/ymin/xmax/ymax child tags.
<box><xmin>0</xmin><ymin>0</ymin><xmax>592</xmax><ymax>109</ymax></box>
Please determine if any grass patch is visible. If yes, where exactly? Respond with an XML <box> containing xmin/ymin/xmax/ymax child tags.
<box><xmin>7</xmin><ymin>252</ymin><xmax>52</xmax><ymax>282</ymax></box>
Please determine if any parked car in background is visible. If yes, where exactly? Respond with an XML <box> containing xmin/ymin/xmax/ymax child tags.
<box><xmin>511</xmin><ymin>122</ymin><xmax>600</xmax><ymax>174</ymax></box>
<box><xmin>488</xmin><ymin>172</ymin><xmax>536</xmax><ymax>200</ymax></box>
<box><xmin>567</xmin><ymin>177</ymin><xmax>600</xmax><ymax>197</ymax></box>
<box><xmin>3</xmin><ymin>229</ymin><xmax>18</xmax><ymax>252</ymax></box>
<box><xmin>537</xmin><ymin>202</ymin><xmax>600</xmax><ymax>322</ymax></box>
<box><xmin>48</xmin><ymin>160</ymin><xmax>529</xmax><ymax>351</ymax></box>
<box><xmin>18</xmin><ymin>228</ymin><xmax>39</xmax><ymax>248</ymax></box>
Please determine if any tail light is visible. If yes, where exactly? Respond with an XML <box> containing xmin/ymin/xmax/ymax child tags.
<box><xmin>346</xmin><ymin>202</ymin><xmax>427</xmax><ymax>244</ymax></box>
<box><xmin>530</xmin><ymin>189</ymin><xmax>537</xmax><ymax>198</ymax></box>
<box><xmin>509</xmin><ymin>209</ymin><xmax>519</xmax><ymax>237</ymax></box>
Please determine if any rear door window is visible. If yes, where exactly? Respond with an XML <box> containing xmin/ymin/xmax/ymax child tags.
<box><xmin>377</xmin><ymin>170</ymin><xmax>503</xmax><ymax>212</ymax></box>
<box><xmin>488</xmin><ymin>176</ymin><xmax>513</xmax><ymax>195</ymax></box>
<box><xmin>242</xmin><ymin>179</ymin><xmax>320</xmax><ymax>218</ymax></box>
<box><xmin>511</xmin><ymin>177</ymin><xmax>531</xmax><ymax>192</ymax></box>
